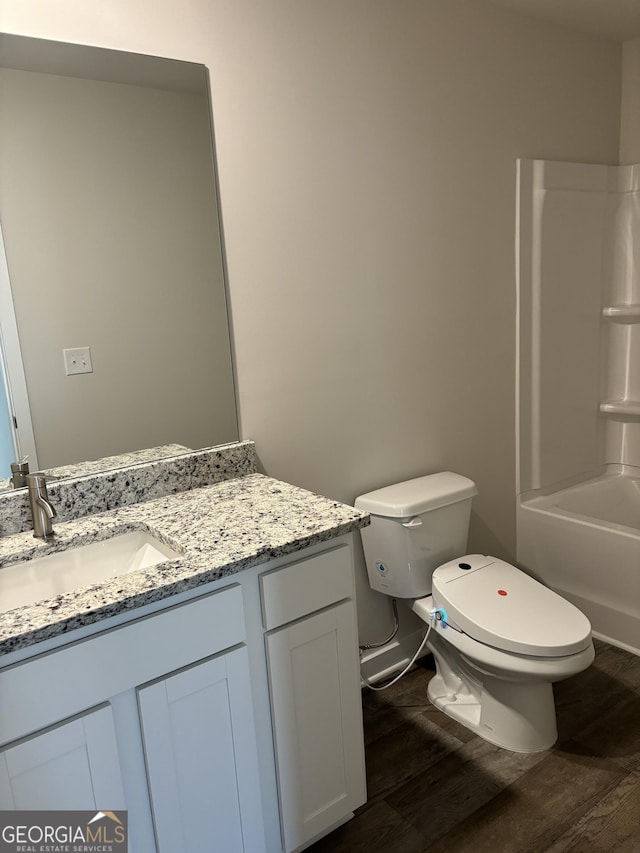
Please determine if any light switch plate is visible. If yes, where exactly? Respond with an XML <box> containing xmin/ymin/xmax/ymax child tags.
<box><xmin>63</xmin><ymin>347</ymin><xmax>93</xmax><ymax>376</ymax></box>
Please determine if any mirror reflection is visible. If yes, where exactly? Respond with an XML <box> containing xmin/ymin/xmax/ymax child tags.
<box><xmin>0</xmin><ymin>34</ymin><xmax>238</xmax><ymax>488</ymax></box>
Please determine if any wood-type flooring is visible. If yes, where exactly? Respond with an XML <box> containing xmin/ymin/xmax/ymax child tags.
<box><xmin>308</xmin><ymin>640</ymin><xmax>640</xmax><ymax>852</ymax></box>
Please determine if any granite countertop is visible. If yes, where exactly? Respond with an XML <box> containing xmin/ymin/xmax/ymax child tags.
<box><xmin>0</xmin><ymin>444</ymin><xmax>192</xmax><ymax>493</ymax></box>
<box><xmin>0</xmin><ymin>473</ymin><xmax>369</xmax><ymax>656</ymax></box>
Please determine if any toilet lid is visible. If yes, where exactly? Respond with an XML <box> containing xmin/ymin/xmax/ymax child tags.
<box><xmin>431</xmin><ymin>555</ymin><xmax>592</xmax><ymax>657</ymax></box>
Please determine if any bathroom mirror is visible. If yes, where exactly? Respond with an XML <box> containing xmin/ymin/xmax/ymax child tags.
<box><xmin>0</xmin><ymin>33</ymin><xmax>238</xmax><ymax>487</ymax></box>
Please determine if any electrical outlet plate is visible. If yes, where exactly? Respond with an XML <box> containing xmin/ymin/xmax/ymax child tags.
<box><xmin>63</xmin><ymin>347</ymin><xmax>93</xmax><ymax>376</ymax></box>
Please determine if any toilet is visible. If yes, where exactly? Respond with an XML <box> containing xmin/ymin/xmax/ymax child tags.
<box><xmin>355</xmin><ymin>472</ymin><xmax>595</xmax><ymax>753</ymax></box>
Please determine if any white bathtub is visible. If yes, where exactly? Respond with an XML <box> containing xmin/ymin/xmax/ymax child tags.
<box><xmin>517</xmin><ymin>471</ymin><xmax>640</xmax><ymax>656</ymax></box>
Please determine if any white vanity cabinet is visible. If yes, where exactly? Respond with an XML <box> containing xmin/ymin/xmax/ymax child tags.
<box><xmin>0</xmin><ymin>535</ymin><xmax>366</xmax><ymax>853</ymax></box>
<box><xmin>0</xmin><ymin>583</ymin><xmax>263</xmax><ymax>852</ymax></box>
<box><xmin>261</xmin><ymin>544</ymin><xmax>367</xmax><ymax>852</ymax></box>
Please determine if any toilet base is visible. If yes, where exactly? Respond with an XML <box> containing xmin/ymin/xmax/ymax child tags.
<box><xmin>427</xmin><ymin>669</ymin><xmax>557</xmax><ymax>753</ymax></box>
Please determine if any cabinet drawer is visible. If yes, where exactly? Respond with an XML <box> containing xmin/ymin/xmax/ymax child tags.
<box><xmin>260</xmin><ymin>545</ymin><xmax>352</xmax><ymax>630</ymax></box>
<box><xmin>0</xmin><ymin>584</ymin><xmax>244</xmax><ymax>745</ymax></box>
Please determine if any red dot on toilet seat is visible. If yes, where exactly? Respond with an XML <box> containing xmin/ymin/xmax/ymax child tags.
<box><xmin>497</xmin><ymin>589</ymin><xmax>508</xmax><ymax>596</ymax></box>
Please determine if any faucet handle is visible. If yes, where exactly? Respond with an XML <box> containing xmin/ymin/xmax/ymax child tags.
<box><xmin>27</xmin><ymin>471</ymin><xmax>59</xmax><ymax>482</ymax></box>
<box><xmin>42</xmin><ymin>472</ymin><xmax>61</xmax><ymax>482</ymax></box>
<box><xmin>10</xmin><ymin>459</ymin><xmax>30</xmax><ymax>489</ymax></box>
<box><xmin>26</xmin><ymin>472</ymin><xmax>48</xmax><ymax>486</ymax></box>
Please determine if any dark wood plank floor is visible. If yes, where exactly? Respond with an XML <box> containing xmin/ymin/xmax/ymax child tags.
<box><xmin>309</xmin><ymin>640</ymin><xmax>640</xmax><ymax>852</ymax></box>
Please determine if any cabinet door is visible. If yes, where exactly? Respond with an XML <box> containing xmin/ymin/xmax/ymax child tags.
<box><xmin>138</xmin><ymin>646</ymin><xmax>265</xmax><ymax>853</ymax></box>
<box><xmin>0</xmin><ymin>704</ymin><xmax>125</xmax><ymax>810</ymax></box>
<box><xmin>266</xmin><ymin>601</ymin><xmax>366</xmax><ymax>852</ymax></box>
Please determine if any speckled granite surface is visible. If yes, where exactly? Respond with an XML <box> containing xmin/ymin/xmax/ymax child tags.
<box><xmin>0</xmin><ymin>444</ymin><xmax>192</xmax><ymax>493</ymax></box>
<box><xmin>42</xmin><ymin>443</ymin><xmax>193</xmax><ymax>480</ymax></box>
<box><xmin>0</xmin><ymin>473</ymin><xmax>369</xmax><ymax>655</ymax></box>
<box><xmin>0</xmin><ymin>441</ymin><xmax>257</xmax><ymax>537</ymax></box>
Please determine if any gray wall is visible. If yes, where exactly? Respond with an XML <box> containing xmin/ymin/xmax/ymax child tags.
<box><xmin>621</xmin><ymin>38</ymin><xmax>640</xmax><ymax>163</ymax></box>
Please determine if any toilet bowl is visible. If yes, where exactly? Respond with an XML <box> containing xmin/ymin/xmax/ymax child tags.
<box><xmin>355</xmin><ymin>473</ymin><xmax>595</xmax><ymax>753</ymax></box>
<box><xmin>412</xmin><ymin>554</ymin><xmax>594</xmax><ymax>751</ymax></box>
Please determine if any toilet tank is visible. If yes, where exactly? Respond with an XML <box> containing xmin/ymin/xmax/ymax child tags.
<box><xmin>355</xmin><ymin>472</ymin><xmax>477</xmax><ymax>598</ymax></box>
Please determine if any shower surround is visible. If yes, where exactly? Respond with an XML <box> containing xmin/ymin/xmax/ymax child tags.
<box><xmin>517</xmin><ymin>159</ymin><xmax>640</xmax><ymax>656</ymax></box>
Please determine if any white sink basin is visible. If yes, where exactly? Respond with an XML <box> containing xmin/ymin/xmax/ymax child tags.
<box><xmin>0</xmin><ymin>530</ymin><xmax>181</xmax><ymax>614</ymax></box>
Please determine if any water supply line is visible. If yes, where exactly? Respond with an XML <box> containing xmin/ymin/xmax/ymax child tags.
<box><xmin>360</xmin><ymin>607</ymin><xmax>442</xmax><ymax>692</ymax></box>
<box><xmin>358</xmin><ymin>598</ymin><xmax>400</xmax><ymax>652</ymax></box>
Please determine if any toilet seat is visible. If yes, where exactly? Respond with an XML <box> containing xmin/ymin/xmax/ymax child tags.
<box><xmin>431</xmin><ymin>555</ymin><xmax>592</xmax><ymax>657</ymax></box>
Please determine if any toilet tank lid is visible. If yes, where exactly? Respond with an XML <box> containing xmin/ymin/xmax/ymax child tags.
<box><xmin>355</xmin><ymin>472</ymin><xmax>477</xmax><ymax>517</ymax></box>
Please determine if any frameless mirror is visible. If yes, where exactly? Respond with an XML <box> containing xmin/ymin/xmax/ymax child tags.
<box><xmin>0</xmin><ymin>33</ymin><xmax>238</xmax><ymax>488</ymax></box>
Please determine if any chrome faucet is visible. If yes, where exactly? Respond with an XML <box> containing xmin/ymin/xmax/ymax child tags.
<box><xmin>26</xmin><ymin>473</ymin><xmax>57</xmax><ymax>539</ymax></box>
<box><xmin>10</xmin><ymin>458</ymin><xmax>29</xmax><ymax>489</ymax></box>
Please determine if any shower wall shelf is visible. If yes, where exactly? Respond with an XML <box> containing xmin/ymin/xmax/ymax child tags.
<box><xmin>600</xmin><ymin>400</ymin><xmax>640</xmax><ymax>419</ymax></box>
<box><xmin>602</xmin><ymin>305</ymin><xmax>640</xmax><ymax>323</ymax></box>
<box><xmin>601</xmin><ymin>308</ymin><xmax>640</xmax><ymax>420</ymax></box>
